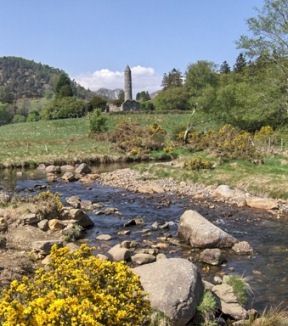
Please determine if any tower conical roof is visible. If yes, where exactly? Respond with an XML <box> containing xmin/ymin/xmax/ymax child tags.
<box><xmin>125</xmin><ymin>65</ymin><xmax>131</xmax><ymax>71</ymax></box>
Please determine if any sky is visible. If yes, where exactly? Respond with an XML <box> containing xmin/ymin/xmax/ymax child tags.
<box><xmin>0</xmin><ymin>0</ymin><xmax>264</xmax><ymax>94</ymax></box>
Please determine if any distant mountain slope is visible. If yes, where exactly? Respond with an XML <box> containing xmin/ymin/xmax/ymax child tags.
<box><xmin>0</xmin><ymin>56</ymin><xmax>94</xmax><ymax>102</ymax></box>
<box><xmin>95</xmin><ymin>88</ymin><xmax>123</xmax><ymax>100</ymax></box>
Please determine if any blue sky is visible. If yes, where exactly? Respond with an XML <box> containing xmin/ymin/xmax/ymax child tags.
<box><xmin>0</xmin><ymin>0</ymin><xmax>264</xmax><ymax>92</ymax></box>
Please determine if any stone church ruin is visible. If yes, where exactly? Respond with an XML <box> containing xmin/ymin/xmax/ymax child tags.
<box><xmin>108</xmin><ymin>65</ymin><xmax>140</xmax><ymax>112</ymax></box>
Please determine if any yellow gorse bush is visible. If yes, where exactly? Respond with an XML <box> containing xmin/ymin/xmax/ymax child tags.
<box><xmin>0</xmin><ymin>245</ymin><xmax>151</xmax><ymax>326</ymax></box>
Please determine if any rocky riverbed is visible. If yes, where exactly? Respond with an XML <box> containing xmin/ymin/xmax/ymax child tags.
<box><xmin>0</xmin><ymin>163</ymin><xmax>288</xmax><ymax>324</ymax></box>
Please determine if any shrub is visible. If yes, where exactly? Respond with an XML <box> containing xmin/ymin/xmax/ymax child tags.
<box><xmin>34</xmin><ymin>191</ymin><xmax>63</xmax><ymax>215</ymax></box>
<box><xmin>109</xmin><ymin>122</ymin><xmax>166</xmax><ymax>155</ymax></box>
<box><xmin>0</xmin><ymin>245</ymin><xmax>151</xmax><ymax>325</ymax></box>
<box><xmin>42</xmin><ymin>97</ymin><xmax>86</xmax><ymax>120</ymax></box>
<box><xmin>184</xmin><ymin>157</ymin><xmax>214</xmax><ymax>170</ymax></box>
<box><xmin>12</xmin><ymin>114</ymin><xmax>26</xmax><ymax>123</ymax></box>
<box><xmin>89</xmin><ymin>109</ymin><xmax>108</xmax><ymax>134</ymax></box>
<box><xmin>26</xmin><ymin>110</ymin><xmax>40</xmax><ymax>122</ymax></box>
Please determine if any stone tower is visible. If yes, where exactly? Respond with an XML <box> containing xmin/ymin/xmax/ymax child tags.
<box><xmin>124</xmin><ymin>65</ymin><xmax>132</xmax><ymax>101</ymax></box>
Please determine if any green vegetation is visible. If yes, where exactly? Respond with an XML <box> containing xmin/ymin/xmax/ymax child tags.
<box><xmin>196</xmin><ymin>291</ymin><xmax>217</xmax><ymax>326</ymax></box>
<box><xmin>89</xmin><ymin>109</ymin><xmax>108</xmax><ymax>134</ymax></box>
<box><xmin>0</xmin><ymin>245</ymin><xmax>151</xmax><ymax>325</ymax></box>
<box><xmin>224</xmin><ymin>275</ymin><xmax>252</xmax><ymax>305</ymax></box>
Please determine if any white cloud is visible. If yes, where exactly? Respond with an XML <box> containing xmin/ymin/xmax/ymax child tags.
<box><xmin>74</xmin><ymin>65</ymin><xmax>161</xmax><ymax>96</ymax></box>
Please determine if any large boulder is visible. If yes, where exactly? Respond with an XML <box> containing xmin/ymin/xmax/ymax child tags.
<box><xmin>134</xmin><ymin>258</ymin><xmax>203</xmax><ymax>326</ymax></box>
<box><xmin>178</xmin><ymin>210</ymin><xmax>237</xmax><ymax>248</ymax></box>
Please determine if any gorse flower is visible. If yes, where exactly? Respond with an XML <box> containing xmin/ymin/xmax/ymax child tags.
<box><xmin>0</xmin><ymin>245</ymin><xmax>151</xmax><ymax>325</ymax></box>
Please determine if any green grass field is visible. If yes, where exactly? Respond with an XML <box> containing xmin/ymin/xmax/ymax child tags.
<box><xmin>0</xmin><ymin>113</ymin><xmax>198</xmax><ymax>166</ymax></box>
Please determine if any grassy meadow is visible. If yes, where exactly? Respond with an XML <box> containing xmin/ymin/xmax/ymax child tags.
<box><xmin>0</xmin><ymin>113</ymin><xmax>196</xmax><ymax>166</ymax></box>
<box><xmin>2</xmin><ymin>112</ymin><xmax>288</xmax><ymax>199</ymax></box>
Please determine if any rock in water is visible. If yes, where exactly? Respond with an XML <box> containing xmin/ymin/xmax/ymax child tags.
<box><xmin>199</xmin><ymin>248</ymin><xmax>225</xmax><ymax>266</ymax></box>
<box><xmin>75</xmin><ymin>163</ymin><xmax>91</xmax><ymax>175</ymax></box>
<box><xmin>178</xmin><ymin>210</ymin><xmax>237</xmax><ymax>248</ymax></box>
<box><xmin>134</xmin><ymin>258</ymin><xmax>203</xmax><ymax>326</ymax></box>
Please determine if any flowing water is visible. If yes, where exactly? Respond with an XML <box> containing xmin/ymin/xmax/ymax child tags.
<box><xmin>0</xmin><ymin>166</ymin><xmax>287</xmax><ymax>311</ymax></box>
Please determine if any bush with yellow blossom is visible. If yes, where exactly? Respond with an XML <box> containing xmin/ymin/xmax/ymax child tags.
<box><xmin>0</xmin><ymin>245</ymin><xmax>151</xmax><ymax>325</ymax></box>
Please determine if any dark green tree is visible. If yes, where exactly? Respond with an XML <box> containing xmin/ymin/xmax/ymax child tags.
<box><xmin>185</xmin><ymin>61</ymin><xmax>218</xmax><ymax>95</ymax></box>
<box><xmin>234</xmin><ymin>53</ymin><xmax>247</xmax><ymax>72</ymax></box>
<box><xmin>55</xmin><ymin>73</ymin><xmax>73</xmax><ymax>97</ymax></box>
<box><xmin>88</xmin><ymin>96</ymin><xmax>107</xmax><ymax>111</ymax></box>
<box><xmin>154</xmin><ymin>87</ymin><xmax>189</xmax><ymax>111</ymax></box>
<box><xmin>220</xmin><ymin>61</ymin><xmax>231</xmax><ymax>74</ymax></box>
<box><xmin>161</xmin><ymin>68</ymin><xmax>183</xmax><ymax>90</ymax></box>
<box><xmin>136</xmin><ymin>91</ymin><xmax>151</xmax><ymax>101</ymax></box>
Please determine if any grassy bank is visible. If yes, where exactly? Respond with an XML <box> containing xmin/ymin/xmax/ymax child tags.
<box><xmin>0</xmin><ymin>113</ymin><xmax>196</xmax><ymax>166</ymax></box>
<box><xmin>134</xmin><ymin>151</ymin><xmax>288</xmax><ymax>199</ymax></box>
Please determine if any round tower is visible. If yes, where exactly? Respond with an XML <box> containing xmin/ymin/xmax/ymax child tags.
<box><xmin>124</xmin><ymin>65</ymin><xmax>132</xmax><ymax>101</ymax></box>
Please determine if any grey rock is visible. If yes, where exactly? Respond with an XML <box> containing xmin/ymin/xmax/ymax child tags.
<box><xmin>37</xmin><ymin>219</ymin><xmax>49</xmax><ymax>231</ymax></box>
<box><xmin>131</xmin><ymin>253</ymin><xmax>156</xmax><ymax>265</ymax></box>
<box><xmin>120</xmin><ymin>240</ymin><xmax>137</xmax><ymax>249</ymax></box>
<box><xmin>0</xmin><ymin>235</ymin><xmax>7</xmax><ymax>248</ymax></box>
<box><xmin>200</xmin><ymin>248</ymin><xmax>225</xmax><ymax>266</ymax></box>
<box><xmin>124</xmin><ymin>217</ymin><xmax>144</xmax><ymax>227</ymax></box>
<box><xmin>134</xmin><ymin>258</ymin><xmax>203</xmax><ymax>326</ymax></box>
<box><xmin>62</xmin><ymin>172</ymin><xmax>76</xmax><ymax>182</ymax></box>
<box><xmin>60</xmin><ymin>165</ymin><xmax>75</xmax><ymax>172</ymax></box>
<box><xmin>32</xmin><ymin>240</ymin><xmax>63</xmax><ymax>255</ymax></box>
<box><xmin>0</xmin><ymin>191</ymin><xmax>11</xmax><ymax>205</ymax></box>
<box><xmin>107</xmin><ymin>244</ymin><xmax>131</xmax><ymax>262</ymax></box>
<box><xmin>66</xmin><ymin>196</ymin><xmax>81</xmax><ymax>208</ymax></box>
<box><xmin>117</xmin><ymin>229</ymin><xmax>131</xmax><ymax>236</ymax></box>
<box><xmin>45</xmin><ymin>165</ymin><xmax>61</xmax><ymax>174</ymax></box>
<box><xmin>75</xmin><ymin>163</ymin><xmax>91</xmax><ymax>175</ymax></box>
<box><xmin>96</xmin><ymin>234</ymin><xmax>113</xmax><ymax>241</ymax></box>
<box><xmin>178</xmin><ymin>210</ymin><xmax>237</xmax><ymax>248</ymax></box>
<box><xmin>232</xmin><ymin>241</ymin><xmax>253</xmax><ymax>255</ymax></box>
<box><xmin>21</xmin><ymin>213</ymin><xmax>39</xmax><ymax>226</ymax></box>
<box><xmin>80</xmin><ymin>200</ymin><xmax>93</xmax><ymax>210</ymax></box>
<box><xmin>61</xmin><ymin>208</ymin><xmax>94</xmax><ymax>228</ymax></box>
<box><xmin>0</xmin><ymin>217</ymin><xmax>8</xmax><ymax>232</ymax></box>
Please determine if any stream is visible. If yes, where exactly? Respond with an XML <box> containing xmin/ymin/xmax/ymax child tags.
<box><xmin>0</xmin><ymin>166</ymin><xmax>287</xmax><ymax>311</ymax></box>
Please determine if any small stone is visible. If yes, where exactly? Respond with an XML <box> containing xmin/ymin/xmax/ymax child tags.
<box><xmin>66</xmin><ymin>196</ymin><xmax>81</xmax><ymax>208</ymax></box>
<box><xmin>48</xmin><ymin>219</ymin><xmax>65</xmax><ymax>231</ymax></box>
<box><xmin>47</xmin><ymin>173</ymin><xmax>57</xmax><ymax>182</ymax></box>
<box><xmin>61</xmin><ymin>208</ymin><xmax>94</xmax><ymax>228</ymax></box>
<box><xmin>32</xmin><ymin>240</ymin><xmax>63</xmax><ymax>255</ymax></box>
<box><xmin>60</xmin><ymin>165</ymin><xmax>75</xmax><ymax>173</ymax></box>
<box><xmin>80</xmin><ymin>200</ymin><xmax>93</xmax><ymax>210</ymax></box>
<box><xmin>21</xmin><ymin>213</ymin><xmax>39</xmax><ymax>226</ymax></box>
<box><xmin>117</xmin><ymin>229</ymin><xmax>131</xmax><ymax>236</ymax></box>
<box><xmin>0</xmin><ymin>235</ymin><xmax>7</xmax><ymax>248</ymax></box>
<box><xmin>45</xmin><ymin>165</ymin><xmax>61</xmax><ymax>174</ymax></box>
<box><xmin>246</xmin><ymin>197</ymin><xmax>278</xmax><ymax>210</ymax></box>
<box><xmin>153</xmin><ymin>242</ymin><xmax>169</xmax><ymax>249</ymax></box>
<box><xmin>131</xmin><ymin>253</ymin><xmax>156</xmax><ymax>265</ymax></box>
<box><xmin>37</xmin><ymin>219</ymin><xmax>49</xmax><ymax>231</ymax></box>
<box><xmin>200</xmin><ymin>248</ymin><xmax>225</xmax><ymax>266</ymax></box>
<box><xmin>0</xmin><ymin>218</ymin><xmax>8</xmax><ymax>232</ymax></box>
<box><xmin>124</xmin><ymin>217</ymin><xmax>144</xmax><ymax>227</ymax></box>
<box><xmin>96</xmin><ymin>234</ymin><xmax>112</xmax><ymax>241</ymax></box>
<box><xmin>214</xmin><ymin>276</ymin><xmax>222</xmax><ymax>284</ymax></box>
<box><xmin>232</xmin><ymin>241</ymin><xmax>253</xmax><ymax>255</ymax></box>
<box><xmin>62</xmin><ymin>172</ymin><xmax>76</xmax><ymax>182</ymax></box>
<box><xmin>108</xmin><ymin>244</ymin><xmax>131</xmax><ymax>262</ymax></box>
<box><xmin>75</xmin><ymin>163</ymin><xmax>91</xmax><ymax>175</ymax></box>
<box><xmin>121</xmin><ymin>240</ymin><xmax>137</xmax><ymax>249</ymax></box>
